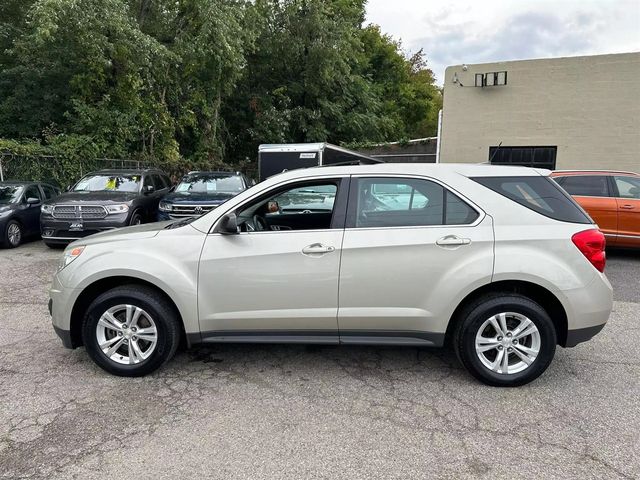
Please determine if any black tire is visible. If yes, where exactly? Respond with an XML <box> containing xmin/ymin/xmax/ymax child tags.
<box><xmin>453</xmin><ymin>293</ymin><xmax>557</xmax><ymax>387</ymax></box>
<box><xmin>82</xmin><ymin>285</ymin><xmax>181</xmax><ymax>376</ymax></box>
<box><xmin>3</xmin><ymin>220</ymin><xmax>22</xmax><ymax>248</ymax></box>
<box><xmin>129</xmin><ymin>210</ymin><xmax>144</xmax><ymax>226</ymax></box>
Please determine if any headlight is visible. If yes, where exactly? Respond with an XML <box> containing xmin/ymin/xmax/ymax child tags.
<box><xmin>105</xmin><ymin>204</ymin><xmax>129</xmax><ymax>214</ymax></box>
<box><xmin>41</xmin><ymin>204</ymin><xmax>54</xmax><ymax>215</ymax></box>
<box><xmin>58</xmin><ymin>246</ymin><xmax>85</xmax><ymax>271</ymax></box>
<box><xmin>159</xmin><ymin>201</ymin><xmax>172</xmax><ymax>212</ymax></box>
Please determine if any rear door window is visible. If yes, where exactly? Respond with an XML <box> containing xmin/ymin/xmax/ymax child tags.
<box><xmin>557</xmin><ymin>175</ymin><xmax>610</xmax><ymax>197</ymax></box>
<box><xmin>473</xmin><ymin>176</ymin><xmax>591</xmax><ymax>224</ymax></box>
<box><xmin>614</xmin><ymin>176</ymin><xmax>640</xmax><ymax>199</ymax></box>
<box><xmin>347</xmin><ymin>177</ymin><xmax>479</xmax><ymax>228</ymax></box>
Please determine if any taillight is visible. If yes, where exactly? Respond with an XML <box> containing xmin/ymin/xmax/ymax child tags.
<box><xmin>572</xmin><ymin>229</ymin><xmax>606</xmax><ymax>272</ymax></box>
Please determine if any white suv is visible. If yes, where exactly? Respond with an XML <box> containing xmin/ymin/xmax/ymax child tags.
<box><xmin>49</xmin><ymin>164</ymin><xmax>612</xmax><ymax>386</ymax></box>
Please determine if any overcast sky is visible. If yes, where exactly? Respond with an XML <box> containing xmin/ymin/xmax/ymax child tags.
<box><xmin>365</xmin><ymin>0</ymin><xmax>640</xmax><ymax>84</ymax></box>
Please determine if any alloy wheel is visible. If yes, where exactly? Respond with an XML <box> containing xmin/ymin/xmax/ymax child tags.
<box><xmin>7</xmin><ymin>223</ymin><xmax>21</xmax><ymax>246</ymax></box>
<box><xmin>475</xmin><ymin>312</ymin><xmax>541</xmax><ymax>375</ymax></box>
<box><xmin>95</xmin><ymin>304</ymin><xmax>158</xmax><ymax>365</ymax></box>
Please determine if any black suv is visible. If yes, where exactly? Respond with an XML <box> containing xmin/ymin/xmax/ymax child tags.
<box><xmin>40</xmin><ymin>169</ymin><xmax>172</xmax><ymax>247</ymax></box>
<box><xmin>157</xmin><ymin>171</ymin><xmax>252</xmax><ymax>220</ymax></box>
<box><xmin>0</xmin><ymin>181</ymin><xmax>60</xmax><ymax>248</ymax></box>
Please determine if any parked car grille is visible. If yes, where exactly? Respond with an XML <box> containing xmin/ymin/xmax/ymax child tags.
<box><xmin>52</xmin><ymin>205</ymin><xmax>108</xmax><ymax>219</ymax></box>
<box><xmin>169</xmin><ymin>204</ymin><xmax>219</xmax><ymax>218</ymax></box>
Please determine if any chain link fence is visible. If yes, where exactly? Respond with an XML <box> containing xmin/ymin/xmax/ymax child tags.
<box><xmin>0</xmin><ymin>154</ymin><xmax>258</xmax><ymax>186</ymax></box>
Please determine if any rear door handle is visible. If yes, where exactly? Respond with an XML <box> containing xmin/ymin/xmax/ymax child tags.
<box><xmin>436</xmin><ymin>235</ymin><xmax>471</xmax><ymax>246</ymax></box>
<box><xmin>302</xmin><ymin>243</ymin><xmax>335</xmax><ymax>255</ymax></box>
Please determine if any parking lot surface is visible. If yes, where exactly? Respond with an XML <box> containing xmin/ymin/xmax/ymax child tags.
<box><xmin>0</xmin><ymin>241</ymin><xmax>638</xmax><ymax>479</ymax></box>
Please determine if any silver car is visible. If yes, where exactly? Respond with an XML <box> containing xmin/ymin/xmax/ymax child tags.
<box><xmin>49</xmin><ymin>164</ymin><xmax>612</xmax><ymax>386</ymax></box>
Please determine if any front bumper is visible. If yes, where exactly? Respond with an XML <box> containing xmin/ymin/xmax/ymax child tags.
<box><xmin>41</xmin><ymin>213</ymin><xmax>130</xmax><ymax>243</ymax></box>
<box><xmin>49</xmin><ymin>274</ymin><xmax>78</xmax><ymax>349</ymax></box>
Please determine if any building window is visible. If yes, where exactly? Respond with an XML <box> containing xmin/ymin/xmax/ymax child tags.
<box><xmin>489</xmin><ymin>146</ymin><xmax>557</xmax><ymax>170</ymax></box>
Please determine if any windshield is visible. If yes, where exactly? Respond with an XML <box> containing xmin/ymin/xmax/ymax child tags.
<box><xmin>175</xmin><ymin>174</ymin><xmax>244</xmax><ymax>194</ymax></box>
<box><xmin>0</xmin><ymin>185</ymin><xmax>23</xmax><ymax>204</ymax></box>
<box><xmin>73</xmin><ymin>174</ymin><xmax>141</xmax><ymax>193</ymax></box>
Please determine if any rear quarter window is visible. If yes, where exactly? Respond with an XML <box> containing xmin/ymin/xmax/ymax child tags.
<box><xmin>472</xmin><ymin>176</ymin><xmax>591</xmax><ymax>224</ymax></box>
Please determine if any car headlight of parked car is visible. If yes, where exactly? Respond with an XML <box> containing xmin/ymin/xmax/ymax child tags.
<box><xmin>105</xmin><ymin>204</ymin><xmax>129</xmax><ymax>214</ymax></box>
<box><xmin>41</xmin><ymin>204</ymin><xmax>54</xmax><ymax>215</ymax></box>
<box><xmin>159</xmin><ymin>201</ymin><xmax>172</xmax><ymax>212</ymax></box>
<box><xmin>58</xmin><ymin>246</ymin><xmax>85</xmax><ymax>272</ymax></box>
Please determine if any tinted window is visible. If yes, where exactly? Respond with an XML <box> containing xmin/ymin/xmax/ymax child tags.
<box><xmin>41</xmin><ymin>184</ymin><xmax>58</xmax><ymax>199</ymax></box>
<box><xmin>446</xmin><ymin>191</ymin><xmax>479</xmax><ymax>225</ymax></box>
<box><xmin>151</xmin><ymin>174</ymin><xmax>166</xmax><ymax>190</ymax></box>
<box><xmin>559</xmin><ymin>175</ymin><xmax>609</xmax><ymax>197</ymax></box>
<box><xmin>160</xmin><ymin>175</ymin><xmax>172</xmax><ymax>189</ymax></box>
<box><xmin>473</xmin><ymin>176</ymin><xmax>591</xmax><ymax>224</ymax></box>
<box><xmin>143</xmin><ymin>175</ymin><xmax>155</xmax><ymax>189</ymax></box>
<box><xmin>74</xmin><ymin>174</ymin><xmax>141</xmax><ymax>193</ymax></box>
<box><xmin>614</xmin><ymin>176</ymin><xmax>640</xmax><ymax>199</ymax></box>
<box><xmin>24</xmin><ymin>185</ymin><xmax>42</xmax><ymax>201</ymax></box>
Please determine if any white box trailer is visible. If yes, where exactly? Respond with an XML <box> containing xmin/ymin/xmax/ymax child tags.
<box><xmin>258</xmin><ymin>143</ymin><xmax>381</xmax><ymax>181</ymax></box>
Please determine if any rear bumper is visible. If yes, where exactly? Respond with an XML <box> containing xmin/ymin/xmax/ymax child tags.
<box><xmin>564</xmin><ymin>323</ymin><xmax>606</xmax><ymax>347</ymax></box>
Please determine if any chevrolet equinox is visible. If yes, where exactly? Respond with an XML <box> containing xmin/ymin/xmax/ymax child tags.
<box><xmin>49</xmin><ymin>164</ymin><xmax>613</xmax><ymax>386</ymax></box>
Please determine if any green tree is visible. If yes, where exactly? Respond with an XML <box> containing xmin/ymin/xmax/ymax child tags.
<box><xmin>360</xmin><ymin>25</ymin><xmax>442</xmax><ymax>139</ymax></box>
<box><xmin>225</xmin><ymin>0</ymin><xmax>397</xmax><ymax>163</ymax></box>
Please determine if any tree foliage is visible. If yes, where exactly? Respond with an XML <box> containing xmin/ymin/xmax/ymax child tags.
<box><xmin>0</xmin><ymin>0</ymin><xmax>442</xmax><ymax>173</ymax></box>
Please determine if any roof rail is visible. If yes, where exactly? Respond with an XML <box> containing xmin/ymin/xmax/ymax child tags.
<box><xmin>552</xmin><ymin>169</ymin><xmax>639</xmax><ymax>175</ymax></box>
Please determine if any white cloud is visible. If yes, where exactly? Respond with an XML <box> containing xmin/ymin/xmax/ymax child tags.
<box><xmin>365</xmin><ymin>0</ymin><xmax>640</xmax><ymax>83</ymax></box>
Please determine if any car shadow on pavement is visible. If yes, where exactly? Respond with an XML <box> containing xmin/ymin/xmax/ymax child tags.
<box><xmin>179</xmin><ymin>343</ymin><xmax>472</xmax><ymax>384</ymax></box>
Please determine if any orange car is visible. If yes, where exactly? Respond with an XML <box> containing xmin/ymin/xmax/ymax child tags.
<box><xmin>550</xmin><ymin>170</ymin><xmax>640</xmax><ymax>248</ymax></box>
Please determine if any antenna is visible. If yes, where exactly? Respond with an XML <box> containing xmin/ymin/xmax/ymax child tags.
<box><xmin>488</xmin><ymin>142</ymin><xmax>503</xmax><ymax>164</ymax></box>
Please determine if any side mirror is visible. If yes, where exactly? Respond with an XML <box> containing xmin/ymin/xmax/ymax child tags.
<box><xmin>218</xmin><ymin>213</ymin><xmax>239</xmax><ymax>234</ymax></box>
<box><xmin>65</xmin><ymin>185</ymin><xmax>72</xmax><ymax>192</ymax></box>
<box><xmin>145</xmin><ymin>185</ymin><xmax>155</xmax><ymax>194</ymax></box>
<box><xmin>26</xmin><ymin>197</ymin><xmax>40</xmax><ymax>205</ymax></box>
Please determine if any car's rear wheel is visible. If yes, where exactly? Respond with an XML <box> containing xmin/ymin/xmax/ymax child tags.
<box><xmin>3</xmin><ymin>220</ymin><xmax>22</xmax><ymax>248</ymax></box>
<box><xmin>453</xmin><ymin>294</ymin><xmax>557</xmax><ymax>387</ymax></box>
<box><xmin>82</xmin><ymin>285</ymin><xmax>180</xmax><ymax>376</ymax></box>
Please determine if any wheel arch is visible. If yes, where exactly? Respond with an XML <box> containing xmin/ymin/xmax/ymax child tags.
<box><xmin>69</xmin><ymin>276</ymin><xmax>187</xmax><ymax>349</ymax></box>
<box><xmin>445</xmin><ymin>280</ymin><xmax>569</xmax><ymax>347</ymax></box>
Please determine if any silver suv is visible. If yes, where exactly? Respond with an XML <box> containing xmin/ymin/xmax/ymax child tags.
<box><xmin>49</xmin><ymin>164</ymin><xmax>612</xmax><ymax>386</ymax></box>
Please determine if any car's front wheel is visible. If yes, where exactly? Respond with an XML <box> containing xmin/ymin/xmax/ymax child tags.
<box><xmin>82</xmin><ymin>285</ymin><xmax>181</xmax><ymax>376</ymax></box>
<box><xmin>454</xmin><ymin>294</ymin><xmax>557</xmax><ymax>387</ymax></box>
<box><xmin>129</xmin><ymin>210</ymin><xmax>144</xmax><ymax>226</ymax></box>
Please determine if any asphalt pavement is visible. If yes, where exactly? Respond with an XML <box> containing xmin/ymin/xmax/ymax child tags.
<box><xmin>0</xmin><ymin>240</ymin><xmax>638</xmax><ymax>479</ymax></box>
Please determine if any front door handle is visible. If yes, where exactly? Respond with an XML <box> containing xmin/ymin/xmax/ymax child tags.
<box><xmin>620</xmin><ymin>204</ymin><xmax>635</xmax><ymax>210</ymax></box>
<box><xmin>302</xmin><ymin>243</ymin><xmax>335</xmax><ymax>255</ymax></box>
<box><xmin>436</xmin><ymin>235</ymin><xmax>471</xmax><ymax>246</ymax></box>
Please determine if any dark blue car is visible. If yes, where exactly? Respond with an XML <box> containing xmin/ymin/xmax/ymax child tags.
<box><xmin>158</xmin><ymin>171</ymin><xmax>252</xmax><ymax>220</ymax></box>
<box><xmin>0</xmin><ymin>181</ymin><xmax>60</xmax><ymax>248</ymax></box>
